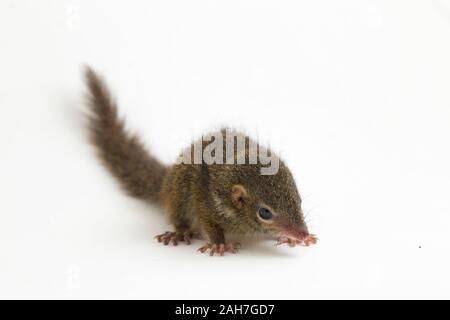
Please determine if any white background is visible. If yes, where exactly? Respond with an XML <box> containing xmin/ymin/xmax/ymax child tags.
<box><xmin>1</xmin><ymin>0</ymin><xmax>450</xmax><ymax>299</ymax></box>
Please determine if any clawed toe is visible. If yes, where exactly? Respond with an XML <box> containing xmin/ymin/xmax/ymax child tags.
<box><xmin>154</xmin><ymin>231</ymin><xmax>192</xmax><ymax>246</ymax></box>
<box><xmin>302</xmin><ymin>234</ymin><xmax>318</xmax><ymax>246</ymax></box>
<box><xmin>197</xmin><ymin>242</ymin><xmax>241</xmax><ymax>256</ymax></box>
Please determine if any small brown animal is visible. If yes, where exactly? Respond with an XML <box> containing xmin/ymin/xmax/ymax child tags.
<box><xmin>84</xmin><ymin>66</ymin><xmax>317</xmax><ymax>256</ymax></box>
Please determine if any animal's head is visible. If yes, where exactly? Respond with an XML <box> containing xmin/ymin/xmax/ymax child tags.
<box><xmin>227</xmin><ymin>161</ymin><xmax>309</xmax><ymax>241</ymax></box>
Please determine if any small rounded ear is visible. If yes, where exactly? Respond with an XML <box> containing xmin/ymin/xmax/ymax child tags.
<box><xmin>231</xmin><ymin>185</ymin><xmax>248</xmax><ymax>209</ymax></box>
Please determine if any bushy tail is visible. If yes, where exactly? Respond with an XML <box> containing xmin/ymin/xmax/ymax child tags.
<box><xmin>84</xmin><ymin>66</ymin><xmax>167</xmax><ymax>203</ymax></box>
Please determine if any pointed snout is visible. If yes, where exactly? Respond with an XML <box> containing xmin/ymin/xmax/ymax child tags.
<box><xmin>291</xmin><ymin>224</ymin><xmax>309</xmax><ymax>241</ymax></box>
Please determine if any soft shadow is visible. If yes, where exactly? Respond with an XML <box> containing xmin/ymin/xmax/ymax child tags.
<box><xmin>238</xmin><ymin>239</ymin><xmax>302</xmax><ymax>258</ymax></box>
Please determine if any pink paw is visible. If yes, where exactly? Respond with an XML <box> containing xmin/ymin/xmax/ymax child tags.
<box><xmin>276</xmin><ymin>234</ymin><xmax>318</xmax><ymax>247</ymax></box>
<box><xmin>154</xmin><ymin>231</ymin><xmax>192</xmax><ymax>246</ymax></box>
<box><xmin>197</xmin><ymin>242</ymin><xmax>241</xmax><ymax>256</ymax></box>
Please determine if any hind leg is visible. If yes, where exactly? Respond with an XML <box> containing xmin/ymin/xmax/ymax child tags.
<box><xmin>155</xmin><ymin>209</ymin><xmax>195</xmax><ymax>246</ymax></box>
<box><xmin>157</xmin><ymin>165</ymin><xmax>199</xmax><ymax>246</ymax></box>
<box><xmin>156</xmin><ymin>189</ymin><xmax>196</xmax><ymax>246</ymax></box>
<box><xmin>154</xmin><ymin>230</ymin><xmax>192</xmax><ymax>246</ymax></box>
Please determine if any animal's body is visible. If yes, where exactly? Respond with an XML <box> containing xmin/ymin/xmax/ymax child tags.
<box><xmin>84</xmin><ymin>67</ymin><xmax>317</xmax><ymax>256</ymax></box>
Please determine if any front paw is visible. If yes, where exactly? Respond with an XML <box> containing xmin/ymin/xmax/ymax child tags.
<box><xmin>197</xmin><ymin>242</ymin><xmax>241</xmax><ymax>256</ymax></box>
<box><xmin>302</xmin><ymin>234</ymin><xmax>318</xmax><ymax>246</ymax></box>
<box><xmin>276</xmin><ymin>236</ymin><xmax>301</xmax><ymax>247</ymax></box>
<box><xmin>276</xmin><ymin>234</ymin><xmax>318</xmax><ymax>247</ymax></box>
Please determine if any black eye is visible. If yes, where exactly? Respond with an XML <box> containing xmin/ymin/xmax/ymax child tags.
<box><xmin>258</xmin><ymin>207</ymin><xmax>273</xmax><ymax>220</ymax></box>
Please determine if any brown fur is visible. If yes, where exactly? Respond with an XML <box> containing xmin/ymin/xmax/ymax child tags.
<box><xmin>84</xmin><ymin>67</ymin><xmax>308</xmax><ymax>250</ymax></box>
<box><xmin>85</xmin><ymin>66</ymin><xmax>167</xmax><ymax>203</ymax></box>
